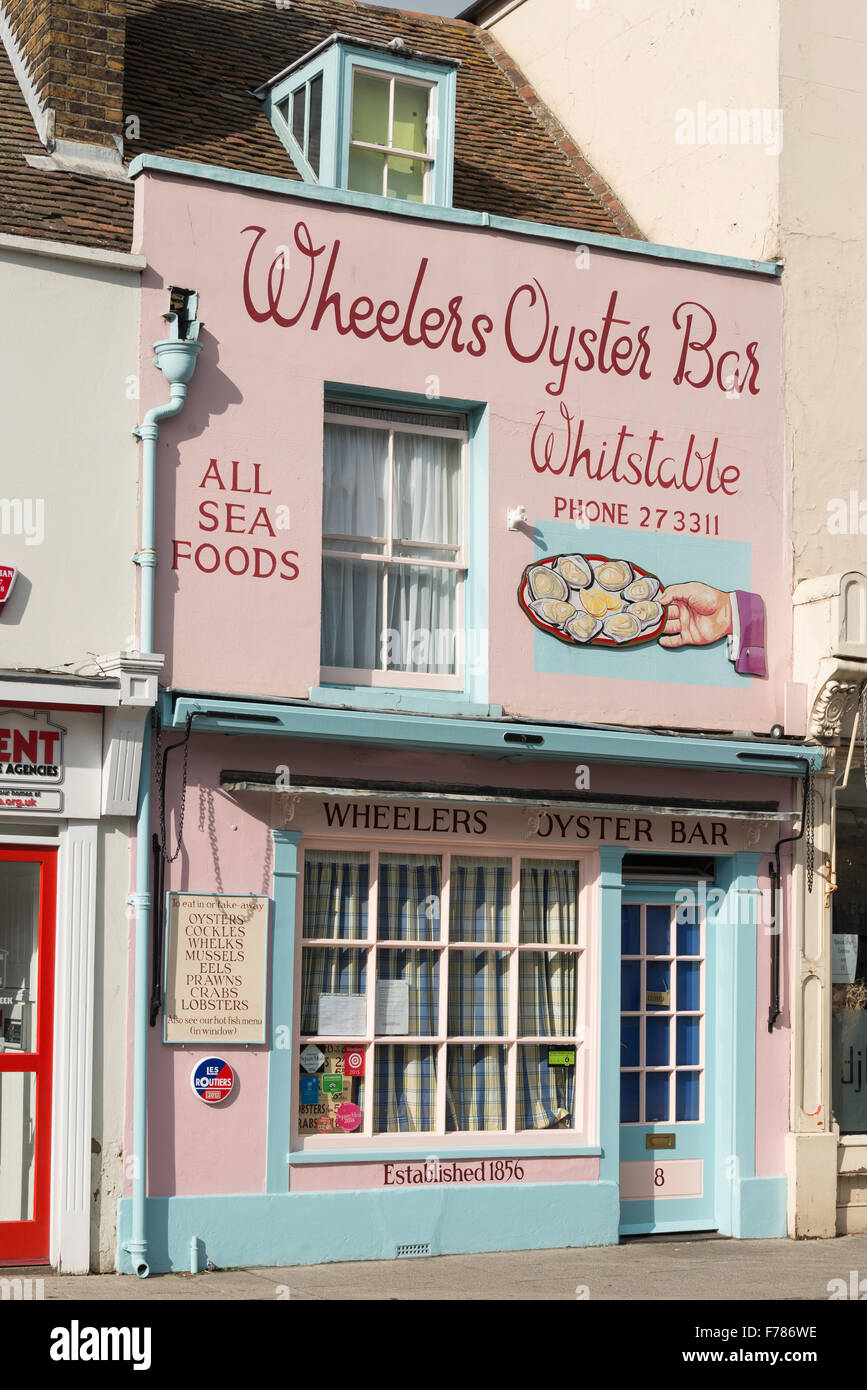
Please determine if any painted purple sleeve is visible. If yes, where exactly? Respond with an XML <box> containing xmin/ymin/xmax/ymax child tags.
<box><xmin>733</xmin><ymin>591</ymin><xmax>766</xmax><ymax>677</ymax></box>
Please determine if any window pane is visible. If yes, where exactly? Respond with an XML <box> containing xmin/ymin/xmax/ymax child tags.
<box><xmin>645</xmin><ymin>1016</ymin><xmax>669</xmax><ymax>1066</ymax></box>
<box><xmin>519</xmin><ymin>860</ymin><xmax>578</xmax><ymax>944</ymax></box>
<box><xmin>298</xmin><ymin>1043</ymin><xmax>365</xmax><ymax>1136</ymax></box>
<box><xmin>646</xmin><ymin>906</ymin><xmax>670</xmax><ymax>956</ymax></box>
<box><xmin>449</xmin><ymin>857</ymin><xmax>510</xmax><ymax>942</ymax></box>
<box><xmin>676</xmin><ymin>1015</ymin><xmax>700</xmax><ymax>1065</ymax></box>
<box><xmin>385</xmin><ymin>564</ymin><xmax>457</xmax><ymax>674</ymax></box>
<box><xmin>621</xmin><ymin>1015</ymin><xmax>639</xmax><ymax>1067</ymax></box>
<box><xmin>676</xmin><ymin>1070</ymin><xmax>700</xmax><ymax>1121</ymax></box>
<box><xmin>0</xmin><ymin>1073</ymin><xmax>36</xmax><ymax>1218</ymax></box>
<box><xmin>448</xmin><ymin>950</ymin><xmax>508</xmax><ymax>1036</ymax></box>
<box><xmin>376</xmin><ymin>950</ymin><xmax>438</xmax><ymax>1036</ymax></box>
<box><xmin>386</xmin><ymin>153</ymin><xmax>425</xmax><ymax>203</ymax></box>
<box><xmin>348</xmin><ymin>144</ymin><xmax>385</xmax><ymax>194</ymax></box>
<box><xmin>323</xmin><ymin>422</ymin><xmax>388</xmax><ymax>539</ymax></box>
<box><xmin>351</xmin><ymin>71</ymin><xmax>390</xmax><ymax>145</ymax></box>
<box><xmin>645</xmin><ymin>1071</ymin><xmax>670</xmax><ymax>1122</ymax></box>
<box><xmin>446</xmin><ymin>1045</ymin><xmax>506</xmax><ymax>1130</ymax></box>
<box><xmin>374</xmin><ymin>1045</ymin><xmax>436</xmax><ymax>1131</ymax></box>
<box><xmin>621</xmin><ymin>960</ymin><xmax>640</xmax><ymax>1012</ymax></box>
<box><xmin>646</xmin><ymin>960</ymin><xmax>671</xmax><ymax>1010</ymax></box>
<box><xmin>301</xmin><ymin>948</ymin><xmax>366</xmax><ymax>1034</ymax></box>
<box><xmin>392</xmin><ymin>433</ymin><xmax>461</xmax><ymax>548</ymax></box>
<box><xmin>393</xmin><ymin>80</ymin><xmax>429</xmax><ymax>153</ymax></box>
<box><xmin>291</xmin><ymin>86</ymin><xmax>306</xmax><ymax>149</ymax></box>
<box><xmin>378</xmin><ymin>854</ymin><xmax>440</xmax><ymax>941</ymax></box>
<box><xmin>677</xmin><ymin>961</ymin><xmax>701</xmax><ymax>1011</ymax></box>
<box><xmin>0</xmin><ymin>861</ymin><xmax>39</xmax><ymax>1051</ymax></box>
<box><xmin>307</xmin><ymin>73</ymin><xmax>322</xmax><ymax>175</ymax></box>
<box><xmin>517</xmin><ymin>1046</ymin><xmax>574</xmax><ymax>1129</ymax></box>
<box><xmin>620</xmin><ymin>1070</ymin><xmax>639</xmax><ymax>1124</ymax></box>
<box><xmin>621</xmin><ymin>904</ymin><xmax>640</xmax><ymax>955</ymax></box>
<box><xmin>303</xmin><ymin>851</ymin><xmax>369</xmax><ymax>939</ymax></box>
<box><xmin>519</xmin><ymin>952</ymin><xmax>576</xmax><ymax>1036</ymax></box>
<box><xmin>677</xmin><ymin>911</ymin><xmax>700</xmax><ymax>956</ymax></box>
<box><xmin>320</xmin><ymin>557</ymin><xmax>382</xmax><ymax>670</ymax></box>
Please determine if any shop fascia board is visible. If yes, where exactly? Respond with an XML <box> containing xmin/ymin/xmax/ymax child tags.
<box><xmin>166</xmin><ymin>693</ymin><xmax>823</xmax><ymax>777</ymax></box>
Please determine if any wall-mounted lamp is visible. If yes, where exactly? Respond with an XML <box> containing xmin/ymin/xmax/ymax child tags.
<box><xmin>507</xmin><ymin>506</ymin><xmax>527</xmax><ymax>531</ymax></box>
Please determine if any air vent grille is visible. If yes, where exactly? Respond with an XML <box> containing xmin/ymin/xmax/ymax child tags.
<box><xmin>395</xmin><ymin>1242</ymin><xmax>431</xmax><ymax>1258</ymax></box>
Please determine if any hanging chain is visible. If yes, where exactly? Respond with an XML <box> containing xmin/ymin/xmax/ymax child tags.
<box><xmin>155</xmin><ymin>714</ymin><xmax>192</xmax><ymax>865</ymax></box>
<box><xmin>862</xmin><ymin>682</ymin><xmax>867</xmax><ymax>790</ymax></box>
<box><xmin>804</xmin><ymin>760</ymin><xmax>814</xmax><ymax>893</ymax></box>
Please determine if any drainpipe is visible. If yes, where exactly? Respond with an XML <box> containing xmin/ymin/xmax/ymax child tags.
<box><xmin>125</xmin><ymin>296</ymin><xmax>202</xmax><ymax>1278</ymax></box>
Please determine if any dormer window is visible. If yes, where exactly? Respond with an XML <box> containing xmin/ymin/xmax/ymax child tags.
<box><xmin>258</xmin><ymin>35</ymin><xmax>457</xmax><ymax>208</ymax></box>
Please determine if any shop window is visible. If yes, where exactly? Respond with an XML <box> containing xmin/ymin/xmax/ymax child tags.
<box><xmin>619</xmin><ymin>903</ymin><xmax>704</xmax><ymax>1124</ymax></box>
<box><xmin>832</xmin><ymin>813</ymin><xmax>867</xmax><ymax>1135</ymax></box>
<box><xmin>261</xmin><ymin>39</ymin><xmax>456</xmax><ymax>207</ymax></box>
<box><xmin>320</xmin><ymin>401</ymin><xmax>468</xmax><ymax>690</ymax></box>
<box><xmin>296</xmin><ymin>851</ymin><xmax>587</xmax><ymax>1142</ymax></box>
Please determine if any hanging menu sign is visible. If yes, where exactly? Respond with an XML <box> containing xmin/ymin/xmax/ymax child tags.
<box><xmin>164</xmin><ymin>893</ymin><xmax>269</xmax><ymax>1044</ymax></box>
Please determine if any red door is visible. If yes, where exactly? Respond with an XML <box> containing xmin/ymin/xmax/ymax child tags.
<box><xmin>0</xmin><ymin>847</ymin><xmax>56</xmax><ymax>1264</ymax></box>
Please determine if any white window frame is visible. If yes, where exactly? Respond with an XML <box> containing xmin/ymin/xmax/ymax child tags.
<box><xmin>619</xmin><ymin>902</ymin><xmax>705</xmax><ymax>1126</ymax></box>
<box><xmin>320</xmin><ymin>404</ymin><xmax>469</xmax><ymax>691</ymax></box>
<box><xmin>293</xmin><ymin>840</ymin><xmax>597</xmax><ymax>1151</ymax></box>
<box><xmin>347</xmin><ymin>67</ymin><xmax>437</xmax><ymax>204</ymax></box>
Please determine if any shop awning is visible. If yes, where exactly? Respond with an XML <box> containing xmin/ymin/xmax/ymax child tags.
<box><xmin>219</xmin><ymin>770</ymin><xmax>797</xmax><ymax>821</ymax></box>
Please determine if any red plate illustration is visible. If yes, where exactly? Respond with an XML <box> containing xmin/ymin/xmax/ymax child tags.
<box><xmin>518</xmin><ymin>554</ymin><xmax>666</xmax><ymax>650</ymax></box>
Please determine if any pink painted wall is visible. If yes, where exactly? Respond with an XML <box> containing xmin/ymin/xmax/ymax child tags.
<box><xmin>135</xmin><ymin>172</ymin><xmax>788</xmax><ymax>733</ymax></box>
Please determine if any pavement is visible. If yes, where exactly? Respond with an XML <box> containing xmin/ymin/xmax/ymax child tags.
<box><xmin>7</xmin><ymin>1231</ymin><xmax>867</xmax><ymax>1300</ymax></box>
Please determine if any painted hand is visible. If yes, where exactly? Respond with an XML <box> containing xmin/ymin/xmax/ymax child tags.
<box><xmin>658</xmin><ymin>583</ymin><xmax>733</xmax><ymax>648</ymax></box>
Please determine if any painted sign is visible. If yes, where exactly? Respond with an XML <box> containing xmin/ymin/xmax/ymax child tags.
<box><xmin>164</xmin><ymin>894</ymin><xmax>269</xmax><ymax>1044</ymax></box>
<box><xmin>190</xmin><ymin>1056</ymin><xmax>235</xmax><ymax>1104</ymax></box>
<box><xmin>383</xmin><ymin>1159</ymin><xmax>527</xmax><ymax>1186</ymax></box>
<box><xmin>142</xmin><ymin>176</ymin><xmax>787</xmax><ymax>733</ymax></box>
<box><xmin>0</xmin><ymin>708</ymin><xmax>100</xmax><ymax>821</ymax></box>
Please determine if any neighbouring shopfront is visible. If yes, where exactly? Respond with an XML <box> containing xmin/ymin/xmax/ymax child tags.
<box><xmin>0</xmin><ymin>664</ymin><xmax>156</xmax><ymax>1269</ymax></box>
<box><xmin>118</xmin><ymin>149</ymin><xmax>822</xmax><ymax>1271</ymax></box>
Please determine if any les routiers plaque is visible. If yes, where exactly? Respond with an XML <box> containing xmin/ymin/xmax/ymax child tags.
<box><xmin>164</xmin><ymin>893</ymin><xmax>269</xmax><ymax>1044</ymax></box>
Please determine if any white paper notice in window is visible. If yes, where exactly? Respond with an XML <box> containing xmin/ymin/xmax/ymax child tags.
<box><xmin>375</xmin><ymin>979</ymin><xmax>410</xmax><ymax>1035</ymax></box>
<box><xmin>832</xmin><ymin>934</ymin><xmax>859</xmax><ymax>984</ymax></box>
<box><xmin>317</xmin><ymin>992</ymin><xmax>367</xmax><ymax>1035</ymax></box>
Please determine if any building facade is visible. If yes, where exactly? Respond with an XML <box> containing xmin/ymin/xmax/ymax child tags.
<box><xmin>117</xmin><ymin>132</ymin><xmax>818</xmax><ymax>1271</ymax></box>
<box><xmin>461</xmin><ymin>0</ymin><xmax>867</xmax><ymax>1241</ymax></box>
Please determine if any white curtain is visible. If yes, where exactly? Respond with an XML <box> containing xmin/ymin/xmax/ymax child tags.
<box><xmin>321</xmin><ymin>422</ymin><xmax>461</xmax><ymax>675</ymax></box>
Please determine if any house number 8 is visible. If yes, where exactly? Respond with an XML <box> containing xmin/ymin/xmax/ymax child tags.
<box><xmin>654</xmin><ymin>1167</ymin><xmax>665</xmax><ymax>1187</ymax></box>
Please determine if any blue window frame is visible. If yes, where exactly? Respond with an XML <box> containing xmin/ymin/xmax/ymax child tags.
<box><xmin>259</xmin><ymin>36</ymin><xmax>458</xmax><ymax>208</ymax></box>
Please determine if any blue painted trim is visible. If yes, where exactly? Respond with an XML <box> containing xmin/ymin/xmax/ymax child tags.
<box><xmin>127</xmin><ymin>154</ymin><xmax>783</xmax><ymax>277</ymax></box>
<box><xmin>598</xmin><ymin>848</ymin><xmax>625</xmax><ymax>1186</ymax></box>
<box><xmin>288</xmin><ymin>1146</ymin><xmax>602</xmax><ymax>1164</ymax></box>
<box><xmin>620</xmin><ymin>1216</ymin><xmax>719</xmax><ymax>1235</ymax></box>
<box><xmin>116</xmin><ymin>1183</ymin><xmax>620</xmax><ymax>1273</ymax></box>
<box><xmin>265</xmin><ymin>830</ymin><xmax>302</xmax><ymax>1194</ymax></box>
<box><xmin>712</xmin><ymin>851</ymin><xmax>765</xmax><ymax>1237</ymax></box>
<box><xmin>734</xmin><ymin>1175</ymin><xmax>787</xmax><ymax>1239</ymax></box>
<box><xmin>166</xmin><ymin>693</ymin><xmax>822</xmax><ymax>776</ymax></box>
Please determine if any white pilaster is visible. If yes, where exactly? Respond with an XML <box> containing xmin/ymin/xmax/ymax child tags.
<box><xmin>50</xmin><ymin>821</ymin><xmax>98</xmax><ymax>1272</ymax></box>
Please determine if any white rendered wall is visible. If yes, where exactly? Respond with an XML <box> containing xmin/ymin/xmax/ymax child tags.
<box><xmin>0</xmin><ymin>243</ymin><xmax>140</xmax><ymax>668</ymax></box>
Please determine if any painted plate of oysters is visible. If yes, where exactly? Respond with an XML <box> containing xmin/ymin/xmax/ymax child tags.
<box><xmin>518</xmin><ymin>553</ymin><xmax>666</xmax><ymax>649</ymax></box>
